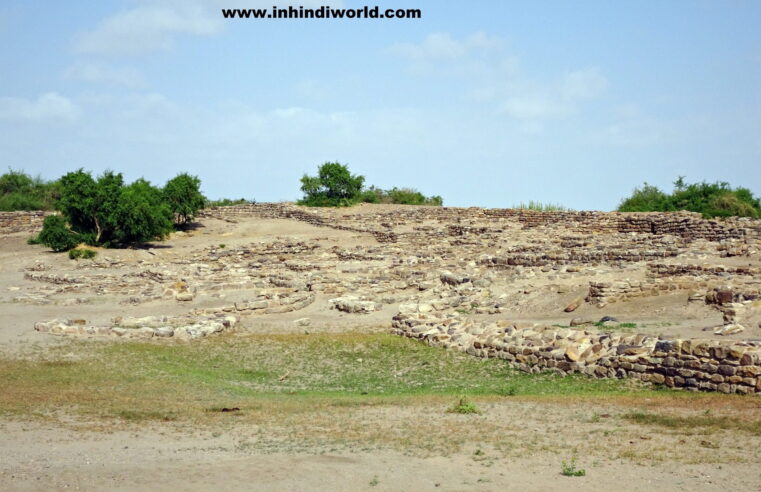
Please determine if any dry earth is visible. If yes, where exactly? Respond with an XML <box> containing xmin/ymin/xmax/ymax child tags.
<box><xmin>2</xmin><ymin>203</ymin><xmax>761</xmax><ymax>490</ymax></box>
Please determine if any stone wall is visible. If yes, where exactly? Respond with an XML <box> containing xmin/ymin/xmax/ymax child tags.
<box><xmin>4</xmin><ymin>205</ymin><xmax>760</xmax><ymax>243</ymax></box>
<box><xmin>391</xmin><ymin>310</ymin><xmax>761</xmax><ymax>394</ymax></box>
<box><xmin>199</xmin><ymin>203</ymin><xmax>398</xmax><ymax>242</ymax></box>
<box><xmin>0</xmin><ymin>210</ymin><xmax>54</xmax><ymax>233</ymax></box>
<box><xmin>198</xmin><ymin>204</ymin><xmax>761</xmax><ymax>243</ymax></box>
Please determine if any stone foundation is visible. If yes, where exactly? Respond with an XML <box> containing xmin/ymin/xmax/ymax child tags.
<box><xmin>391</xmin><ymin>311</ymin><xmax>761</xmax><ymax>394</ymax></box>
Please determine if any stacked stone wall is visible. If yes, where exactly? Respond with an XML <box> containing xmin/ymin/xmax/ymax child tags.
<box><xmin>0</xmin><ymin>211</ymin><xmax>55</xmax><ymax>233</ymax></box>
<box><xmin>392</xmin><ymin>312</ymin><xmax>761</xmax><ymax>394</ymax></box>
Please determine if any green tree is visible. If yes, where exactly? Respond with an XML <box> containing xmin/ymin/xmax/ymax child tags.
<box><xmin>113</xmin><ymin>178</ymin><xmax>174</xmax><ymax>244</ymax></box>
<box><xmin>37</xmin><ymin>169</ymin><xmax>174</xmax><ymax>250</ymax></box>
<box><xmin>299</xmin><ymin>162</ymin><xmax>365</xmax><ymax>206</ymax></box>
<box><xmin>163</xmin><ymin>173</ymin><xmax>206</xmax><ymax>225</ymax></box>
<box><xmin>617</xmin><ymin>183</ymin><xmax>670</xmax><ymax>212</ymax></box>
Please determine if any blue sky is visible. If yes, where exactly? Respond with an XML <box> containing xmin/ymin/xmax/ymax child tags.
<box><xmin>1</xmin><ymin>1</ymin><xmax>759</xmax><ymax>209</ymax></box>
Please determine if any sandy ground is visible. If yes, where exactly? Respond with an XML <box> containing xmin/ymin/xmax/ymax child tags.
<box><xmin>2</xmin><ymin>419</ymin><xmax>759</xmax><ymax>491</ymax></box>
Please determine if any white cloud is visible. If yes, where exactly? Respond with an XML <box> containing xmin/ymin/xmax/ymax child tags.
<box><xmin>74</xmin><ymin>0</ymin><xmax>345</xmax><ymax>56</ymax></box>
<box><xmin>501</xmin><ymin>95</ymin><xmax>568</xmax><ymax>120</ymax></box>
<box><xmin>499</xmin><ymin>67</ymin><xmax>607</xmax><ymax>122</ymax></box>
<box><xmin>0</xmin><ymin>93</ymin><xmax>81</xmax><ymax>122</ymax></box>
<box><xmin>561</xmin><ymin>67</ymin><xmax>608</xmax><ymax>100</ymax></box>
<box><xmin>593</xmin><ymin>103</ymin><xmax>671</xmax><ymax>147</ymax></box>
<box><xmin>389</xmin><ymin>33</ymin><xmax>607</xmax><ymax>126</ymax></box>
<box><xmin>388</xmin><ymin>32</ymin><xmax>502</xmax><ymax>59</ymax></box>
<box><xmin>63</xmin><ymin>63</ymin><xmax>145</xmax><ymax>87</ymax></box>
<box><xmin>74</xmin><ymin>3</ymin><xmax>222</xmax><ymax>56</ymax></box>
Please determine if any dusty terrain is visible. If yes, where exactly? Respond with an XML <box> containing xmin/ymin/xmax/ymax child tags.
<box><xmin>2</xmin><ymin>203</ymin><xmax>761</xmax><ymax>490</ymax></box>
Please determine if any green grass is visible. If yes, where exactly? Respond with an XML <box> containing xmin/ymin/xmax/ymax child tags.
<box><xmin>2</xmin><ymin>333</ymin><xmax>758</xmax><ymax>458</ymax></box>
<box><xmin>512</xmin><ymin>201</ymin><xmax>572</xmax><ymax>212</ymax></box>
<box><xmin>623</xmin><ymin>411</ymin><xmax>761</xmax><ymax>435</ymax></box>
<box><xmin>0</xmin><ymin>333</ymin><xmax>645</xmax><ymax>421</ymax></box>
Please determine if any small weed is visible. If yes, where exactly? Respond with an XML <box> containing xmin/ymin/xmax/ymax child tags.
<box><xmin>369</xmin><ymin>476</ymin><xmax>380</xmax><ymax>486</ymax></box>
<box><xmin>68</xmin><ymin>248</ymin><xmax>97</xmax><ymax>260</ymax></box>
<box><xmin>218</xmin><ymin>243</ymin><xmax>226</xmax><ymax>248</ymax></box>
<box><xmin>560</xmin><ymin>456</ymin><xmax>586</xmax><ymax>477</ymax></box>
<box><xmin>448</xmin><ymin>396</ymin><xmax>480</xmax><ymax>414</ymax></box>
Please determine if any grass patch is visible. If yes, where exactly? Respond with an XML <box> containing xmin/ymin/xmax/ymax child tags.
<box><xmin>622</xmin><ymin>411</ymin><xmax>761</xmax><ymax>435</ymax></box>
<box><xmin>512</xmin><ymin>201</ymin><xmax>572</xmax><ymax>212</ymax></box>
<box><xmin>1</xmin><ymin>334</ymin><xmax>757</xmax><ymax>457</ymax></box>
<box><xmin>0</xmin><ymin>333</ymin><xmax>643</xmax><ymax>421</ymax></box>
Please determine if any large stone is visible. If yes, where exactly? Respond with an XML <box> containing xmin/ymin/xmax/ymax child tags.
<box><xmin>329</xmin><ymin>296</ymin><xmax>381</xmax><ymax>314</ymax></box>
<box><xmin>564</xmin><ymin>297</ymin><xmax>584</xmax><ymax>313</ymax></box>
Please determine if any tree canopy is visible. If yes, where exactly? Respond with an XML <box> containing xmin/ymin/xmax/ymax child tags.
<box><xmin>34</xmin><ymin>169</ymin><xmax>186</xmax><ymax>251</ymax></box>
<box><xmin>163</xmin><ymin>173</ymin><xmax>206</xmax><ymax>225</ymax></box>
<box><xmin>299</xmin><ymin>162</ymin><xmax>443</xmax><ymax>207</ymax></box>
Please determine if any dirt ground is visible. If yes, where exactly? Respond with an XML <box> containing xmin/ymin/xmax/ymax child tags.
<box><xmin>2</xmin><ymin>209</ymin><xmax>761</xmax><ymax>490</ymax></box>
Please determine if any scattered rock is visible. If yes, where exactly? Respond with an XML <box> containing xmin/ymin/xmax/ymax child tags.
<box><xmin>564</xmin><ymin>297</ymin><xmax>584</xmax><ymax>312</ymax></box>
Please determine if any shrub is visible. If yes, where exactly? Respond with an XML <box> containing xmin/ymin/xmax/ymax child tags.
<box><xmin>205</xmin><ymin>198</ymin><xmax>251</xmax><ymax>208</ymax></box>
<box><xmin>618</xmin><ymin>178</ymin><xmax>761</xmax><ymax>218</ymax></box>
<box><xmin>36</xmin><ymin>215</ymin><xmax>79</xmax><ymax>252</ymax></box>
<box><xmin>68</xmin><ymin>249</ymin><xmax>97</xmax><ymax>260</ymax></box>
<box><xmin>163</xmin><ymin>173</ymin><xmax>206</xmax><ymax>225</ymax></box>
<box><xmin>446</xmin><ymin>396</ymin><xmax>480</xmax><ymax>414</ymax></box>
<box><xmin>560</xmin><ymin>457</ymin><xmax>586</xmax><ymax>477</ymax></box>
<box><xmin>0</xmin><ymin>169</ymin><xmax>59</xmax><ymax>211</ymax></box>
<box><xmin>359</xmin><ymin>185</ymin><xmax>443</xmax><ymax>206</ymax></box>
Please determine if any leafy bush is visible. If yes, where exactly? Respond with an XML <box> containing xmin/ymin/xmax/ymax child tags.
<box><xmin>205</xmin><ymin>198</ymin><xmax>251</xmax><ymax>208</ymax></box>
<box><xmin>618</xmin><ymin>178</ymin><xmax>761</xmax><ymax>218</ymax></box>
<box><xmin>360</xmin><ymin>186</ymin><xmax>443</xmax><ymax>206</ymax></box>
<box><xmin>299</xmin><ymin>162</ymin><xmax>365</xmax><ymax>207</ymax></box>
<box><xmin>68</xmin><ymin>248</ymin><xmax>96</xmax><ymax>260</ymax></box>
<box><xmin>163</xmin><ymin>173</ymin><xmax>206</xmax><ymax>225</ymax></box>
<box><xmin>36</xmin><ymin>215</ymin><xmax>79</xmax><ymax>252</ymax></box>
<box><xmin>0</xmin><ymin>169</ymin><xmax>59</xmax><ymax>211</ymax></box>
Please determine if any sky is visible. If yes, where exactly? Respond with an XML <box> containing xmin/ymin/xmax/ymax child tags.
<box><xmin>1</xmin><ymin>0</ymin><xmax>759</xmax><ymax>209</ymax></box>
